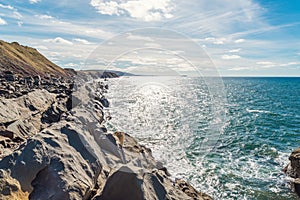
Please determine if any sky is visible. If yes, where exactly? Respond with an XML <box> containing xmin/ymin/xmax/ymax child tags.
<box><xmin>0</xmin><ymin>0</ymin><xmax>299</xmax><ymax>76</ymax></box>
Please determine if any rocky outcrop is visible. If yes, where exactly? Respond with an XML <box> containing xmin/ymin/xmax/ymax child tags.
<box><xmin>0</xmin><ymin>79</ymin><xmax>211</xmax><ymax>200</ymax></box>
<box><xmin>0</xmin><ymin>73</ymin><xmax>75</xmax><ymax>99</ymax></box>
<box><xmin>0</xmin><ymin>89</ymin><xmax>58</xmax><ymax>158</ymax></box>
<box><xmin>285</xmin><ymin>147</ymin><xmax>300</xmax><ymax>198</ymax></box>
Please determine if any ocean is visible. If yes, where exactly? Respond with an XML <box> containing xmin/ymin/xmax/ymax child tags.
<box><xmin>105</xmin><ymin>76</ymin><xmax>300</xmax><ymax>200</ymax></box>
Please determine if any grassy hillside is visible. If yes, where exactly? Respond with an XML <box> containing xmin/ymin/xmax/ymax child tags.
<box><xmin>0</xmin><ymin>40</ymin><xmax>72</xmax><ymax>77</ymax></box>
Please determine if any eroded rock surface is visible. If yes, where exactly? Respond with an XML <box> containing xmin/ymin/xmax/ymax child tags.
<box><xmin>0</xmin><ymin>80</ymin><xmax>212</xmax><ymax>200</ymax></box>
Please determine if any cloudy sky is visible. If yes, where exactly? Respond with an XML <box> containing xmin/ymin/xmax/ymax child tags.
<box><xmin>0</xmin><ymin>0</ymin><xmax>299</xmax><ymax>76</ymax></box>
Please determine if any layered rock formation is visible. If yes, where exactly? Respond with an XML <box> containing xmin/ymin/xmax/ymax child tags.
<box><xmin>285</xmin><ymin>147</ymin><xmax>300</xmax><ymax>198</ymax></box>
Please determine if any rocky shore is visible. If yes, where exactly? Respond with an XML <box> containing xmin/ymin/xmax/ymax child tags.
<box><xmin>0</xmin><ymin>74</ymin><xmax>212</xmax><ymax>200</ymax></box>
<box><xmin>0</xmin><ymin>39</ymin><xmax>212</xmax><ymax>199</ymax></box>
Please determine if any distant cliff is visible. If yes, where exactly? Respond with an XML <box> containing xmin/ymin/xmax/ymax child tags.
<box><xmin>0</xmin><ymin>40</ymin><xmax>75</xmax><ymax>78</ymax></box>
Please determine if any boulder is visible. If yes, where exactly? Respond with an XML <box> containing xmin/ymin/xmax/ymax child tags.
<box><xmin>0</xmin><ymin>120</ymin><xmax>106</xmax><ymax>200</ymax></box>
<box><xmin>93</xmin><ymin>166</ymin><xmax>144</xmax><ymax>200</ymax></box>
<box><xmin>24</xmin><ymin>77</ymin><xmax>33</xmax><ymax>87</ymax></box>
<box><xmin>0</xmin><ymin>89</ymin><xmax>57</xmax><ymax>155</ymax></box>
<box><xmin>93</xmin><ymin>165</ymin><xmax>211</xmax><ymax>200</ymax></box>
<box><xmin>286</xmin><ymin>147</ymin><xmax>300</xmax><ymax>197</ymax></box>
<box><xmin>100</xmin><ymin>97</ymin><xmax>109</xmax><ymax>108</ymax></box>
<box><xmin>33</xmin><ymin>75</ymin><xmax>41</xmax><ymax>87</ymax></box>
<box><xmin>4</xmin><ymin>74</ymin><xmax>15</xmax><ymax>82</ymax></box>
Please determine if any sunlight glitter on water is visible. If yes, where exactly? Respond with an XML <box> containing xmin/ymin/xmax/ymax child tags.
<box><xmin>104</xmin><ymin>76</ymin><xmax>299</xmax><ymax>200</ymax></box>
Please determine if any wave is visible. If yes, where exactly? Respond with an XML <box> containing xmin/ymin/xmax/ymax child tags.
<box><xmin>246</xmin><ymin>109</ymin><xmax>271</xmax><ymax>114</ymax></box>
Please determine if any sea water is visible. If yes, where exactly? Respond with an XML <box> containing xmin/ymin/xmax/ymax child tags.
<box><xmin>105</xmin><ymin>76</ymin><xmax>300</xmax><ymax>200</ymax></box>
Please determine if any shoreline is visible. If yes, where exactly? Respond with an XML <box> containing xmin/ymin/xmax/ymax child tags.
<box><xmin>0</xmin><ymin>75</ymin><xmax>212</xmax><ymax>200</ymax></box>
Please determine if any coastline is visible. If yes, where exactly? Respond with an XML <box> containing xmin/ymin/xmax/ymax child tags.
<box><xmin>0</xmin><ymin>75</ymin><xmax>212</xmax><ymax>200</ymax></box>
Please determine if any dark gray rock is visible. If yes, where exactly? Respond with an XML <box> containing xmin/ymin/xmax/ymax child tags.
<box><xmin>33</xmin><ymin>75</ymin><xmax>41</xmax><ymax>86</ymax></box>
<box><xmin>100</xmin><ymin>98</ymin><xmax>109</xmax><ymax>108</ymax></box>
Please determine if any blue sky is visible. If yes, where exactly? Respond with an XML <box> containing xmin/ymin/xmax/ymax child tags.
<box><xmin>0</xmin><ymin>0</ymin><xmax>299</xmax><ymax>76</ymax></box>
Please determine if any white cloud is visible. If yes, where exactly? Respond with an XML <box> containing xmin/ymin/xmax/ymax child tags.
<box><xmin>228</xmin><ymin>67</ymin><xmax>251</xmax><ymax>71</ymax></box>
<box><xmin>22</xmin><ymin>16</ymin><xmax>114</xmax><ymax>40</ymax></box>
<box><xmin>13</xmin><ymin>11</ymin><xmax>22</xmax><ymax>19</ymax></box>
<box><xmin>127</xmin><ymin>33</ymin><xmax>154</xmax><ymax>42</ymax></box>
<box><xmin>0</xmin><ymin>17</ymin><xmax>7</xmax><ymax>25</ymax></box>
<box><xmin>17</xmin><ymin>21</ymin><xmax>23</xmax><ymax>27</ymax></box>
<box><xmin>73</xmin><ymin>38</ymin><xmax>91</xmax><ymax>44</ymax></box>
<box><xmin>64</xmin><ymin>63</ymin><xmax>78</xmax><ymax>67</ymax></box>
<box><xmin>44</xmin><ymin>37</ymin><xmax>73</xmax><ymax>45</ymax></box>
<box><xmin>34</xmin><ymin>45</ymin><xmax>48</xmax><ymax>50</ymax></box>
<box><xmin>256</xmin><ymin>61</ymin><xmax>300</xmax><ymax>68</ymax></box>
<box><xmin>90</xmin><ymin>1</ymin><xmax>121</xmax><ymax>15</ymax></box>
<box><xmin>29</xmin><ymin>0</ymin><xmax>41</xmax><ymax>4</ymax></box>
<box><xmin>35</xmin><ymin>14</ymin><xmax>54</xmax><ymax>19</ymax></box>
<box><xmin>228</xmin><ymin>48</ymin><xmax>241</xmax><ymax>53</ymax></box>
<box><xmin>144</xmin><ymin>42</ymin><xmax>161</xmax><ymax>48</ymax></box>
<box><xmin>234</xmin><ymin>39</ymin><xmax>245</xmax><ymax>43</ymax></box>
<box><xmin>0</xmin><ymin>4</ymin><xmax>14</xmax><ymax>10</ymax></box>
<box><xmin>90</xmin><ymin>0</ymin><xmax>174</xmax><ymax>21</ymax></box>
<box><xmin>222</xmin><ymin>54</ymin><xmax>241</xmax><ymax>59</ymax></box>
<box><xmin>0</xmin><ymin>3</ymin><xmax>22</xmax><ymax>20</ymax></box>
<box><xmin>256</xmin><ymin>61</ymin><xmax>274</xmax><ymax>65</ymax></box>
<box><xmin>279</xmin><ymin>62</ymin><xmax>300</xmax><ymax>67</ymax></box>
<box><xmin>205</xmin><ymin>37</ymin><xmax>226</xmax><ymax>45</ymax></box>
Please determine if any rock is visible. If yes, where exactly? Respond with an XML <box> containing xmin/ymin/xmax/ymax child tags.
<box><xmin>176</xmin><ymin>179</ymin><xmax>213</xmax><ymax>200</ymax></box>
<box><xmin>3</xmin><ymin>72</ymin><xmax>15</xmax><ymax>82</ymax></box>
<box><xmin>6</xmin><ymin>85</ymin><xmax>15</xmax><ymax>92</ymax></box>
<box><xmin>286</xmin><ymin>147</ymin><xmax>300</xmax><ymax>197</ymax></box>
<box><xmin>6</xmin><ymin>119</ymin><xmax>37</xmax><ymax>139</ymax></box>
<box><xmin>113</xmin><ymin>132</ymin><xmax>124</xmax><ymax>146</ymax></box>
<box><xmin>0</xmin><ymin>129</ymin><xmax>14</xmax><ymax>139</ymax></box>
<box><xmin>100</xmin><ymin>97</ymin><xmax>109</xmax><ymax>108</ymax></box>
<box><xmin>0</xmin><ymin>169</ymin><xmax>29</xmax><ymax>200</ymax></box>
<box><xmin>290</xmin><ymin>148</ymin><xmax>300</xmax><ymax>172</ymax></box>
<box><xmin>0</xmin><ymin>89</ymin><xmax>57</xmax><ymax>154</ymax></box>
<box><xmin>33</xmin><ymin>75</ymin><xmax>41</xmax><ymax>86</ymax></box>
<box><xmin>0</xmin><ymin>89</ymin><xmax>56</xmax><ymax>123</ymax></box>
<box><xmin>0</xmin><ymin>81</ymin><xmax>212</xmax><ymax>200</ymax></box>
<box><xmin>0</xmin><ymin>136</ymin><xmax>12</xmax><ymax>148</ymax></box>
<box><xmin>24</xmin><ymin>77</ymin><xmax>33</xmax><ymax>87</ymax></box>
<box><xmin>0</xmin><ymin>120</ymin><xmax>106</xmax><ymax>200</ymax></box>
<box><xmin>93</xmin><ymin>165</ymin><xmax>210</xmax><ymax>200</ymax></box>
<box><xmin>0</xmin><ymin>89</ymin><xmax>9</xmax><ymax>96</ymax></box>
<box><xmin>93</xmin><ymin>166</ymin><xmax>144</xmax><ymax>200</ymax></box>
<box><xmin>41</xmin><ymin>96</ymin><xmax>68</xmax><ymax>124</ymax></box>
<box><xmin>66</xmin><ymin>95</ymin><xmax>81</xmax><ymax>110</ymax></box>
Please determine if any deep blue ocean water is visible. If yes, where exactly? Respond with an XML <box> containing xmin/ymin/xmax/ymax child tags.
<box><xmin>106</xmin><ymin>76</ymin><xmax>300</xmax><ymax>200</ymax></box>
